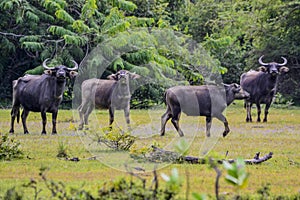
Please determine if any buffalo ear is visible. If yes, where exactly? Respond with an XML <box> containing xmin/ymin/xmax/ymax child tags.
<box><xmin>107</xmin><ymin>74</ymin><xmax>118</xmax><ymax>80</ymax></box>
<box><xmin>233</xmin><ymin>83</ymin><xmax>240</xmax><ymax>88</ymax></box>
<box><xmin>69</xmin><ymin>71</ymin><xmax>78</xmax><ymax>78</ymax></box>
<box><xmin>44</xmin><ymin>70</ymin><xmax>53</xmax><ymax>75</ymax></box>
<box><xmin>130</xmin><ymin>73</ymin><xmax>141</xmax><ymax>79</ymax></box>
<box><xmin>258</xmin><ymin>66</ymin><xmax>267</xmax><ymax>72</ymax></box>
<box><xmin>279</xmin><ymin>66</ymin><xmax>289</xmax><ymax>73</ymax></box>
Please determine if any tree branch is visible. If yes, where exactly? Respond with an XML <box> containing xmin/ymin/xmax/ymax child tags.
<box><xmin>0</xmin><ymin>31</ymin><xmax>25</xmax><ymax>37</ymax></box>
<box><xmin>149</xmin><ymin>146</ymin><xmax>273</xmax><ymax>165</ymax></box>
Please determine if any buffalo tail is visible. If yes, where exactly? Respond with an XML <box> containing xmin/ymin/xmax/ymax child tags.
<box><xmin>11</xmin><ymin>106</ymin><xmax>20</xmax><ymax>123</ymax></box>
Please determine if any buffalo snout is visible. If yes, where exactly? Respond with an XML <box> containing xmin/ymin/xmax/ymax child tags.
<box><xmin>234</xmin><ymin>88</ymin><xmax>250</xmax><ymax>100</ymax></box>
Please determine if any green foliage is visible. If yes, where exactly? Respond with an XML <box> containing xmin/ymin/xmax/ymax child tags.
<box><xmin>223</xmin><ymin>158</ymin><xmax>249</xmax><ymax>191</ymax></box>
<box><xmin>0</xmin><ymin>133</ymin><xmax>23</xmax><ymax>161</ymax></box>
<box><xmin>94</xmin><ymin>128</ymin><xmax>136</xmax><ymax>151</ymax></box>
<box><xmin>55</xmin><ymin>9</ymin><xmax>74</xmax><ymax>23</ymax></box>
<box><xmin>81</xmin><ymin>0</ymin><xmax>97</xmax><ymax>19</ymax></box>
<box><xmin>1</xmin><ymin>0</ymin><xmax>299</xmax><ymax>106</ymax></box>
<box><xmin>257</xmin><ymin>183</ymin><xmax>271</xmax><ymax>199</ymax></box>
<box><xmin>24</xmin><ymin>66</ymin><xmax>44</xmax><ymax>75</ymax></box>
<box><xmin>174</xmin><ymin>138</ymin><xmax>189</xmax><ymax>157</ymax></box>
<box><xmin>13</xmin><ymin>167</ymin><xmax>182</xmax><ymax>199</ymax></box>
<box><xmin>192</xmin><ymin>193</ymin><xmax>207</xmax><ymax>200</ymax></box>
<box><xmin>117</xmin><ymin>0</ymin><xmax>137</xmax><ymax>12</ymax></box>
<box><xmin>56</xmin><ymin>140</ymin><xmax>69</xmax><ymax>158</ymax></box>
<box><xmin>273</xmin><ymin>93</ymin><xmax>294</xmax><ymax>108</ymax></box>
<box><xmin>161</xmin><ymin>168</ymin><xmax>182</xmax><ymax>198</ymax></box>
<box><xmin>2</xmin><ymin>187</ymin><xmax>23</xmax><ymax>200</ymax></box>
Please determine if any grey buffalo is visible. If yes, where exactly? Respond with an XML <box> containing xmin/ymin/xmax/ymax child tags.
<box><xmin>78</xmin><ymin>70</ymin><xmax>140</xmax><ymax>130</ymax></box>
<box><xmin>160</xmin><ymin>83</ymin><xmax>249</xmax><ymax>137</ymax></box>
<box><xmin>161</xmin><ymin>83</ymin><xmax>249</xmax><ymax>137</ymax></box>
<box><xmin>9</xmin><ymin>59</ymin><xmax>78</xmax><ymax>134</ymax></box>
<box><xmin>240</xmin><ymin>55</ymin><xmax>289</xmax><ymax>122</ymax></box>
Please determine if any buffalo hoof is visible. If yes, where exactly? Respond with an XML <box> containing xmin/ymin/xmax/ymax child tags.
<box><xmin>9</xmin><ymin>129</ymin><xmax>14</xmax><ymax>134</ymax></box>
<box><xmin>41</xmin><ymin>132</ymin><xmax>46</xmax><ymax>135</ymax></box>
<box><xmin>24</xmin><ymin>131</ymin><xmax>29</xmax><ymax>134</ymax></box>
<box><xmin>257</xmin><ymin>119</ymin><xmax>261</xmax><ymax>122</ymax></box>
<box><xmin>246</xmin><ymin>118</ymin><xmax>252</xmax><ymax>122</ymax></box>
<box><xmin>223</xmin><ymin>130</ymin><xmax>230</xmax><ymax>137</ymax></box>
<box><xmin>52</xmin><ymin>132</ymin><xmax>57</xmax><ymax>135</ymax></box>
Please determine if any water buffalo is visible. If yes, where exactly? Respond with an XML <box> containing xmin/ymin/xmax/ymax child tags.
<box><xmin>78</xmin><ymin>70</ymin><xmax>140</xmax><ymax>130</ymax></box>
<box><xmin>160</xmin><ymin>83</ymin><xmax>249</xmax><ymax>137</ymax></box>
<box><xmin>240</xmin><ymin>55</ymin><xmax>289</xmax><ymax>122</ymax></box>
<box><xmin>9</xmin><ymin>59</ymin><xmax>78</xmax><ymax>134</ymax></box>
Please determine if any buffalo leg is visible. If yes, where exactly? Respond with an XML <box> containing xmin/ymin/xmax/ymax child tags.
<box><xmin>205</xmin><ymin>117</ymin><xmax>212</xmax><ymax>137</ymax></box>
<box><xmin>9</xmin><ymin>106</ymin><xmax>19</xmax><ymax>133</ymax></box>
<box><xmin>21</xmin><ymin>109</ymin><xmax>30</xmax><ymax>134</ymax></box>
<box><xmin>78</xmin><ymin>104</ymin><xmax>85</xmax><ymax>130</ymax></box>
<box><xmin>263</xmin><ymin>102</ymin><xmax>271</xmax><ymax>122</ymax></box>
<box><xmin>78</xmin><ymin>102</ymin><xmax>89</xmax><ymax>130</ymax></box>
<box><xmin>83</xmin><ymin>103</ymin><xmax>94</xmax><ymax>130</ymax></box>
<box><xmin>52</xmin><ymin>111</ymin><xmax>58</xmax><ymax>134</ymax></box>
<box><xmin>78</xmin><ymin>100</ymin><xmax>93</xmax><ymax>130</ymax></box>
<box><xmin>170</xmin><ymin>106</ymin><xmax>184</xmax><ymax>137</ymax></box>
<box><xmin>246</xmin><ymin>102</ymin><xmax>252</xmax><ymax>122</ymax></box>
<box><xmin>124</xmin><ymin>106</ymin><xmax>131</xmax><ymax>130</ymax></box>
<box><xmin>41</xmin><ymin>111</ymin><xmax>47</xmax><ymax>135</ymax></box>
<box><xmin>9</xmin><ymin>115</ymin><xmax>15</xmax><ymax>133</ymax></box>
<box><xmin>216</xmin><ymin>114</ymin><xmax>230</xmax><ymax>137</ymax></box>
<box><xmin>109</xmin><ymin>107</ymin><xmax>115</xmax><ymax>128</ymax></box>
<box><xmin>160</xmin><ymin>106</ymin><xmax>172</xmax><ymax>136</ymax></box>
<box><xmin>256</xmin><ymin>103</ymin><xmax>261</xmax><ymax>122</ymax></box>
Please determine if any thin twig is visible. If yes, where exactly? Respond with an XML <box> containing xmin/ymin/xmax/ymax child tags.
<box><xmin>0</xmin><ymin>31</ymin><xmax>25</xmax><ymax>37</ymax></box>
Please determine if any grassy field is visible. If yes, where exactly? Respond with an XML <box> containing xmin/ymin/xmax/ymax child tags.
<box><xmin>0</xmin><ymin>102</ymin><xmax>300</xmax><ymax>198</ymax></box>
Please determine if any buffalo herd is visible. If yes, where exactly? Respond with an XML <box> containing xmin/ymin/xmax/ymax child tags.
<box><xmin>9</xmin><ymin>56</ymin><xmax>289</xmax><ymax>137</ymax></box>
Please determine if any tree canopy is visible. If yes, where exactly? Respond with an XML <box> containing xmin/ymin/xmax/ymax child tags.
<box><xmin>0</xmin><ymin>0</ymin><xmax>299</xmax><ymax>106</ymax></box>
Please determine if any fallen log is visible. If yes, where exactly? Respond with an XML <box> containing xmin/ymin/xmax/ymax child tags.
<box><xmin>149</xmin><ymin>146</ymin><xmax>273</xmax><ymax>165</ymax></box>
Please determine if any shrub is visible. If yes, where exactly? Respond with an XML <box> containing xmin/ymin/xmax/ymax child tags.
<box><xmin>94</xmin><ymin>128</ymin><xmax>136</xmax><ymax>151</ymax></box>
<box><xmin>0</xmin><ymin>133</ymin><xmax>23</xmax><ymax>160</ymax></box>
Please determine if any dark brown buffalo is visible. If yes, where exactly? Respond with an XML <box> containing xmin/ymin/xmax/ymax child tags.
<box><xmin>160</xmin><ymin>83</ymin><xmax>249</xmax><ymax>137</ymax></box>
<box><xmin>78</xmin><ymin>70</ymin><xmax>140</xmax><ymax>130</ymax></box>
<box><xmin>240</xmin><ymin>55</ymin><xmax>289</xmax><ymax>122</ymax></box>
<box><xmin>9</xmin><ymin>59</ymin><xmax>78</xmax><ymax>134</ymax></box>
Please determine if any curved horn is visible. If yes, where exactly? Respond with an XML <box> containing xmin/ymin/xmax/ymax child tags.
<box><xmin>258</xmin><ymin>55</ymin><xmax>268</xmax><ymax>66</ymax></box>
<box><xmin>278</xmin><ymin>56</ymin><xmax>287</xmax><ymax>66</ymax></box>
<box><xmin>42</xmin><ymin>58</ymin><xmax>55</xmax><ymax>70</ymax></box>
<box><xmin>67</xmin><ymin>60</ymin><xmax>79</xmax><ymax>71</ymax></box>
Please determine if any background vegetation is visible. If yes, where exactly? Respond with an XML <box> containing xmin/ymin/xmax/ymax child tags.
<box><xmin>0</xmin><ymin>0</ymin><xmax>299</xmax><ymax>107</ymax></box>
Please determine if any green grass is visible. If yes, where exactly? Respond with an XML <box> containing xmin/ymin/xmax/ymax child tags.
<box><xmin>0</xmin><ymin>103</ymin><xmax>300</xmax><ymax>198</ymax></box>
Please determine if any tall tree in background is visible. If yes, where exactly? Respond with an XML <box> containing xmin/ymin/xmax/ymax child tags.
<box><xmin>1</xmin><ymin>0</ymin><xmax>299</xmax><ymax>105</ymax></box>
<box><xmin>0</xmin><ymin>0</ymin><xmax>222</xmax><ymax>108</ymax></box>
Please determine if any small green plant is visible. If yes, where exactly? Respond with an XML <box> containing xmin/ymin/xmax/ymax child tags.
<box><xmin>257</xmin><ymin>183</ymin><xmax>271</xmax><ymax>199</ymax></box>
<box><xmin>56</xmin><ymin>140</ymin><xmax>68</xmax><ymax>158</ymax></box>
<box><xmin>17</xmin><ymin>167</ymin><xmax>182</xmax><ymax>199</ymax></box>
<box><xmin>192</xmin><ymin>193</ymin><xmax>207</xmax><ymax>200</ymax></box>
<box><xmin>94</xmin><ymin>127</ymin><xmax>136</xmax><ymax>151</ymax></box>
<box><xmin>161</xmin><ymin>168</ymin><xmax>182</xmax><ymax>199</ymax></box>
<box><xmin>0</xmin><ymin>133</ymin><xmax>23</xmax><ymax>160</ymax></box>
<box><xmin>223</xmin><ymin>158</ymin><xmax>249</xmax><ymax>193</ymax></box>
<box><xmin>273</xmin><ymin>93</ymin><xmax>294</xmax><ymax>108</ymax></box>
<box><xmin>2</xmin><ymin>187</ymin><xmax>23</xmax><ymax>200</ymax></box>
<box><xmin>174</xmin><ymin>138</ymin><xmax>189</xmax><ymax>156</ymax></box>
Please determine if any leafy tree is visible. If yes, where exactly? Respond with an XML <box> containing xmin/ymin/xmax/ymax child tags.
<box><xmin>0</xmin><ymin>0</ymin><xmax>223</xmax><ymax>108</ymax></box>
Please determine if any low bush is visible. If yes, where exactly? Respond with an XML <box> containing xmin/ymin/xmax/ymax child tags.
<box><xmin>0</xmin><ymin>133</ymin><xmax>23</xmax><ymax>160</ymax></box>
